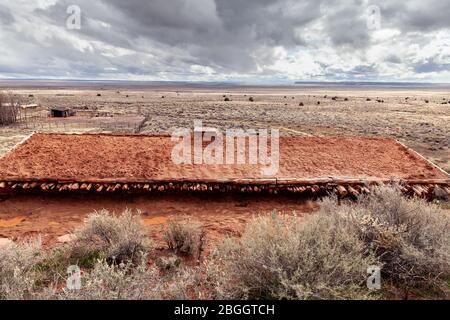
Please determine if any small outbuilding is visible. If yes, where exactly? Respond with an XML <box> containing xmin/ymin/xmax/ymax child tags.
<box><xmin>21</xmin><ymin>104</ymin><xmax>39</xmax><ymax>109</ymax></box>
<box><xmin>50</xmin><ymin>107</ymin><xmax>75</xmax><ymax>118</ymax></box>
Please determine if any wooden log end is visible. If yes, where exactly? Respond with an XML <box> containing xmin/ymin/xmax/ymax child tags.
<box><xmin>336</xmin><ymin>185</ymin><xmax>348</xmax><ymax>197</ymax></box>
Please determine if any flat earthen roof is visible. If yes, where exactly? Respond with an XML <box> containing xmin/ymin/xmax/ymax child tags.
<box><xmin>0</xmin><ymin>133</ymin><xmax>448</xmax><ymax>184</ymax></box>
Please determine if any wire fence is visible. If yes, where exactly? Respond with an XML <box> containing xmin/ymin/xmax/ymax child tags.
<box><xmin>4</xmin><ymin>107</ymin><xmax>149</xmax><ymax>133</ymax></box>
<box><xmin>14</xmin><ymin>120</ymin><xmax>145</xmax><ymax>133</ymax></box>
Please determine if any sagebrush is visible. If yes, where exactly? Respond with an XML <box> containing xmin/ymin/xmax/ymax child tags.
<box><xmin>68</xmin><ymin>209</ymin><xmax>150</xmax><ymax>266</ymax></box>
<box><xmin>163</xmin><ymin>219</ymin><xmax>205</xmax><ymax>260</ymax></box>
<box><xmin>0</xmin><ymin>239</ymin><xmax>43</xmax><ymax>299</ymax></box>
<box><xmin>320</xmin><ymin>186</ymin><xmax>450</xmax><ymax>297</ymax></box>
<box><xmin>210</xmin><ymin>212</ymin><xmax>379</xmax><ymax>300</ymax></box>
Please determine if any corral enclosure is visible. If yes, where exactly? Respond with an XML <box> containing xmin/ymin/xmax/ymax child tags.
<box><xmin>0</xmin><ymin>133</ymin><xmax>448</xmax><ymax>198</ymax></box>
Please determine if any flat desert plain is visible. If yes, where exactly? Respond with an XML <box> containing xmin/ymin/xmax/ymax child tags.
<box><xmin>0</xmin><ymin>82</ymin><xmax>448</xmax><ymax>246</ymax></box>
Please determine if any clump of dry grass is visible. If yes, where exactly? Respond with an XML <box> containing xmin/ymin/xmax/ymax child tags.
<box><xmin>160</xmin><ymin>266</ymin><xmax>205</xmax><ymax>300</ymax></box>
<box><xmin>68</xmin><ymin>209</ymin><xmax>150</xmax><ymax>266</ymax></box>
<box><xmin>163</xmin><ymin>219</ymin><xmax>205</xmax><ymax>260</ymax></box>
<box><xmin>210</xmin><ymin>212</ymin><xmax>379</xmax><ymax>300</ymax></box>
<box><xmin>155</xmin><ymin>254</ymin><xmax>181</xmax><ymax>273</ymax></box>
<box><xmin>50</xmin><ymin>258</ymin><xmax>162</xmax><ymax>300</ymax></box>
<box><xmin>0</xmin><ymin>238</ymin><xmax>43</xmax><ymax>300</ymax></box>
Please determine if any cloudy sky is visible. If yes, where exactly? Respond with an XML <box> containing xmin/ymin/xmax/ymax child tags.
<box><xmin>0</xmin><ymin>0</ymin><xmax>449</xmax><ymax>83</ymax></box>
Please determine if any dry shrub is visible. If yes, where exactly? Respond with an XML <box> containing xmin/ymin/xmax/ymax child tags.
<box><xmin>0</xmin><ymin>239</ymin><xmax>42</xmax><ymax>300</ymax></box>
<box><xmin>160</xmin><ymin>266</ymin><xmax>204</xmax><ymax>300</ymax></box>
<box><xmin>212</xmin><ymin>212</ymin><xmax>379</xmax><ymax>300</ymax></box>
<box><xmin>155</xmin><ymin>254</ymin><xmax>181</xmax><ymax>273</ymax></box>
<box><xmin>51</xmin><ymin>259</ymin><xmax>162</xmax><ymax>300</ymax></box>
<box><xmin>68</xmin><ymin>209</ymin><xmax>149</xmax><ymax>266</ymax></box>
<box><xmin>163</xmin><ymin>219</ymin><xmax>205</xmax><ymax>259</ymax></box>
<box><xmin>52</xmin><ymin>258</ymin><xmax>205</xmax><ymax>300</ymax></box>
<box><xmin>320</xmin><ymin>185</ymin><xmax>450</xmax><ymax>297</ymax></box>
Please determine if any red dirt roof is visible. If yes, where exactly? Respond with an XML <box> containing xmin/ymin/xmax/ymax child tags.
<box><xmin>0</xmin><ymin>133</ymin><xmax>448</xmax><ymax>183</ymax></box>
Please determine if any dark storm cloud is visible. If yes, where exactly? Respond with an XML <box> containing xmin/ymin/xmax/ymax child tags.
<box><xmin>322</xmin><ymin>0</ymin><xmax>371</xmax><ymax>48</ymax></box>
<box><xmin>373</xmin><ymin>0</ymin><xmax>450</xmax><ymax>32</ymax></box>
<box><xmin>0</xmin><ymin>5</ymin><xmax>14</xmax><ymax>25</ymax></box>
<box><xmin>35</xmin><ymin>0</ymin><xmax>326</xmax><ymax>72</ymax></box>
<box><xmin>0</xmin><ymin>0</ymin><xmax>449</xmax><ymax>81</ymax></box>
<box><xmin>348</xmin><ymin>64</ymin><xmax>378</xmax><ymax>76</ymax></box>
<box><xmin>414</xmin><ymin>59</ymin><xmax>450</xmax><ymax>74</ymax></box>
<box><xmin>322</xmin><ymin>64</ymin><xmax>379</xmax><ymax>81</ymax></box>
<box><xmin>385</xmin><ymin>55</ymin><xmax>402</xmax><ymax>64</ymax></box>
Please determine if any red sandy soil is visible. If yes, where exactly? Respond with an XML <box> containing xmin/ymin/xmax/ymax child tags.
<box><xmin>0</xmin><ymin>133</ymin><xmax>447</xmax><ymax>182</ymax></box>
<box><xmin>0</xmin><ymin>193</ymin><xmax>317</xmax><ymax>249</ymax></box>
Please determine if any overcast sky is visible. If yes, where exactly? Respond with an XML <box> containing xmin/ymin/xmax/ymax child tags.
<box><xmin>0</xmin><ymin>0</ymin><xmax>449</xmax><ymax>83</ymax></box>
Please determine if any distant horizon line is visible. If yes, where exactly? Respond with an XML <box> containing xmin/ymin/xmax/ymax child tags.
<box><xmin>1</xmin><ymin>78</ymin><xmax>450</xmax><ymax>87</ymax></box>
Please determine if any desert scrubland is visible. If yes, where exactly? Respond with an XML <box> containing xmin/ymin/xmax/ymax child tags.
<box><xmin>0</xmin><ymin>83</ymin><xmax>449</xmax><ymax>300</ymax></box>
